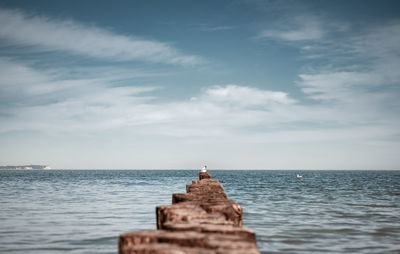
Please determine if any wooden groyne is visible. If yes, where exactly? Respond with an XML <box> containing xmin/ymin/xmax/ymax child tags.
<box><xmin>119</xmin><ymin>171</ymin><xmax>260</xmax><ymax>254</ymax></box>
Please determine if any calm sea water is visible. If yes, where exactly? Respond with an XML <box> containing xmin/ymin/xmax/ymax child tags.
<box><xmin>0</xmin><ymin>170</ymin><xmax>399</xmax><ymax>253</ymax></box>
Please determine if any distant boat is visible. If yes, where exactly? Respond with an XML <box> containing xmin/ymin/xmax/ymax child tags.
<box><xmin>201</xmin><ymin>165</ymin><xmax>207</xmax><ymax>172</ymax></box>
<box><xmin>297</xmin><ymin>174</ymin><xmax>303</xmax><ymax>178</ymax></box>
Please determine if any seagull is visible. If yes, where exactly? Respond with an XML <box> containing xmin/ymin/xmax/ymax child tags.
<box><xmin>201</xmin><ymin>165</ymin><xmax>207</xmax><ymax>172</ymax></box>
<box><xmin>297</xmin><ymin>174</ymin><xmax>303</xmax><ymax>178</ymax></box>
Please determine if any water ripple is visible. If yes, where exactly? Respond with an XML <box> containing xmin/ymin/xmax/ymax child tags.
<box><xmin>1</xmin><ymin>169</ymin><xmax>399</xmax><ymax>253</ymax></box>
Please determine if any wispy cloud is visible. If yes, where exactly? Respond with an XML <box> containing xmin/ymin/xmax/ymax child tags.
<box><xmin>1</xmin><ymin>13</ymin><xmax>399</xmax><ymax>150</ymax></box>
<box><xmin>2</xmin><ymin>57</ymin><xmax>398</xmax><ymax>169</ymax></box>
<box><xmin>1</xmin><ymin>57</ymin><xmax>397</xmax><ymax>146</ymax></box>
<box><xmin>294</xmin><ymin>20</ymin><xmax>400</xmax><ymax>130</ymax></box>
<box><xmin>253</xmin><ymin>8</ymin><xmax>400</xmax><ymax>126</ymax></box>
<box><xmin>353</xmin><ymin>21</ymin><xmax>400</xmax><ymax>57</ymax></box>
<box><xmin>199</xmin><ymin>26</ymin><xmax>235</xmax><ymax>32</ymax></box>
<box><xmin>0</xmin><ymin>8</ymin><xmax>203</xmax><ymax>65</ymax></box>
<box><xmin>0</xmin><ymin>57</ymin><xmax>161</xmax><ymax>132</ymax></box>
<box><xmin>257</xmin><ymin>15</ymin><xmax>325</xmax><ymax>41</ymax></box>
<box><xmin>199</xmin><ymin>85</ymin><xmax>294</xmax><ymax>106</ymax></box>
<box><xmin>0</xmin><ymin>59</ymin><xmax>292</xmax><ymax>134</ymax></box>
<box><xmin>297</xmin><ymin>20</ymin><xmax>400</xmax><ymax>94</ymax></box>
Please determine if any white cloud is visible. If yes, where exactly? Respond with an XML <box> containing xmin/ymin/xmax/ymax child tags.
<box><xmin>1</xmin><ymin>55</ymin><xmax>399</xmax><ymax>169</ymax></box>
<box><xmin>1</xmin><ymin>16</ymin><xmax>400</xmax><ymax>149</ymax></box>
<box><xmin>258</xmin><ymin>16</ymin><xmax>325</xmax><ymax>41</ymax></box>
<box><xmin>297</xmin><ymin>21</ymin><xmax>400</xmax><ymax>100</ymax></box>
<box><xmin>1</xmin><ymin>57</ymin><xmax>398</xmax><ymax>146</ymax></box>
<box><xmin>0</xmin><ymin>8</ymin><xmax>202</xmax><ymax>65</ymax></box>
<box><xmin>353</xmin><ymin>21</ymin><xmax>400</xmax><ymax>59</ymax></box>
<box><xmin>0</xmin><ymin>57</ymin><xmax>161</xmax><ymax>107</ymax></box>
<box><xmin>296</xmin><ymin>71</ymin><xmax>400</xmax><ymax>128</ymax></box>
<box><xmin>0</xmin><ymin>58</ymin><xmax>297</xmax><ymax>136</ymax></box>
<box><xmin>201</xmin><ymin>85</ymin><xmax>295</xmax><ymax>106</ymax></box>
<box><xmin>292</xmin><ymin>20</ymin><xmax>400</xmax><ymax>134</ymax></box>
<box><xmin>1</xmin><ymin>7</ymin><xmax>399</xmax><ymax>169</ymax></box>
<box><xmin>0</xmin><ymin>57</ymin><xmax>161</xmax><ymax>131</ymax></box>
<box><xmin>298</xmin><ymin>71</ymin><xmax>375</xmax><ymax>101</ymax></box>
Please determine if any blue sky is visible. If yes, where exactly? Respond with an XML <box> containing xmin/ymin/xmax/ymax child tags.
<box><xmin>0</xmin><ymin>0</ymin><xmax>399</xmax><ymax>169</ymax></box>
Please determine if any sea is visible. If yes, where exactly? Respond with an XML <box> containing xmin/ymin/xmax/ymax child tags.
<box><xmin>0</xmin><ymin>170</ymin><xmax>399</xmax><ymax>254</ymax></box>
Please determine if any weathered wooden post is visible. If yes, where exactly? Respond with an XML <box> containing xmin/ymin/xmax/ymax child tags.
<box><xmin>119</xmin><ymin>171</ymin><xmax>260</xmax><ymax>254</ymax></box>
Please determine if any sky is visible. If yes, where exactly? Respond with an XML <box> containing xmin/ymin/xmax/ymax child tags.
<box><xmin>0</xmin><ymin>0</ymin><xmax>399</xmax><ymax>169</ymax></box>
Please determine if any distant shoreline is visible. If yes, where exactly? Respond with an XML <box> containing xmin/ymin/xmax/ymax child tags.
<box><xmin>0</xmin><ymin>165</ymin><xmax>51</xmax><ymax>170</ymax></box>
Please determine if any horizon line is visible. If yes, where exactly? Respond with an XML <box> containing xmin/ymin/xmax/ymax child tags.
<box><xmin>8</xmin><ymin>168</ymin><xmax>399</xmax><ymax>171</ymax></box>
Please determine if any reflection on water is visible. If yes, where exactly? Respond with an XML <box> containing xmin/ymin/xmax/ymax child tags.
<box><xmin>0</xmin><ymin>170</ymin><xmax>399</xmax><ymax>253</ymax></box>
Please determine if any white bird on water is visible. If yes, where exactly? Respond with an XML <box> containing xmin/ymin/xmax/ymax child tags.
<box><xmin>297</xmin><ymin>174</ymin><xmax>303</xmax><ymax>178</ymax></box>
<box><xmin>201</xmin><ymin>165</ymin><xmax>207</xmax><ymax>172</ymax></box>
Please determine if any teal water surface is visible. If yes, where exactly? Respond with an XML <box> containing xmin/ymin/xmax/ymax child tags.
<box><xmin>0</xmin><ymin>170</ymin><xmax>399</xmax><ymax>253</ymax></box>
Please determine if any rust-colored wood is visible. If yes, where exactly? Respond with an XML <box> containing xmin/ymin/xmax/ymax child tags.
<box><xmin>119</xmin><ymin>172</ymin><xmax>259</xmax><ymax>254</ymax></box>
